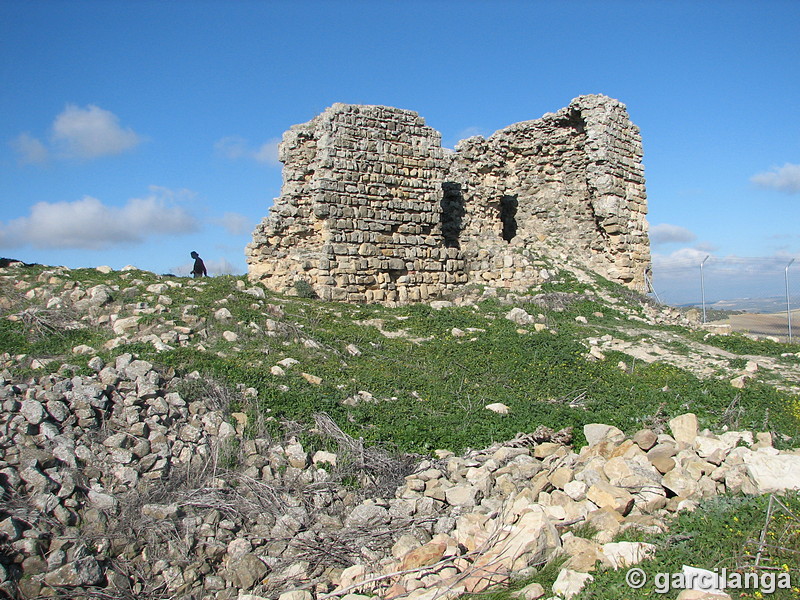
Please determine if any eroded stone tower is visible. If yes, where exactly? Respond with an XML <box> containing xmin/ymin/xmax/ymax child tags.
<box><xmin>246</xmin><ymin>95</ymin><xmax>650</xmax><ymax>302</ymax></box>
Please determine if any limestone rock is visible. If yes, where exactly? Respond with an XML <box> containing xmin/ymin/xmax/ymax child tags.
<box><xmin>44</xmin><ymin>556</ymin><xmax>104</xmax><ymax>587</ymax></box>
<box><xmin>669</xmin><ymin>413</ymin><xmax>698</xmax><ymax>445</ymax></box>
<box><xmin>584</xmin><ymin>423</ymin><xmax>625</xmax><ymax>446</ymax></box>
<box><xmin>600</xmin><ymin>541</ymin><xmax>656</xmax><ymax>569</ymax></box>
<box><xmin>742</xmin><ymin>450</ymin><xmax>800</xmax><ymax>493</ymax></box>
<box><xmin>552</xmin><ymin>568</ymin><xmax>594</xmax><ymax>600</ymax></box>
<box><xmin>224</xmin><ymin>553</ymin><xmax>269</xmax><ymax>589</ymax></box>
<box><xmin>506</xmin><ymin>308</ymin><xmax>535</xmax><ymax>325</ymax></box>
<box><xmin>485</xmin><ymin>402</ymin><xmax>510</xmax><ymax>414</ymax></box>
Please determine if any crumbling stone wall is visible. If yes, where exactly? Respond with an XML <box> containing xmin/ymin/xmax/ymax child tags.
<box><xmin>246</xmin><ymin>95</ymin><xmax>650</xmax><ymax>302</ymax></box>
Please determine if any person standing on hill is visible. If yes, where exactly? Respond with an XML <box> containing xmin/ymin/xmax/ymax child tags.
<box><xmin>190</xmin><ymin>251</ymin><xmax>208</xmax><ymax>278</ymax></box>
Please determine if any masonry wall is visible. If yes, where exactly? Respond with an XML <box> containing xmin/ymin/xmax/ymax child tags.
<box><xmin>246</xmin><ymin>95</ymin><xmax>650</xmax><ymax>302</ymax></box>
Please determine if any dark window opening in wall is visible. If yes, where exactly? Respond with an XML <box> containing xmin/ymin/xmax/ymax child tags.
<box><xmin>441</xmin><ymin>182</ymin><xmax>465</xmax><ymax>248</ymax></box>
<box><xmin>500</xmin><ymin>195</ymin><xmax>518</xmax><ymax>242</ymax></box>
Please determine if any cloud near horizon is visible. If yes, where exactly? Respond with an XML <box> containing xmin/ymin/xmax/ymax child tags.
<box><xmin>215</xmin><ymin>212</ymin><xmax>252</xmax><ymax>236</ymax></box>
<box><xmin>751</xmin><ymin>163</ymin><xmax>800</xmax><ymax>194</ymax></box>
<box><xmin>10</xmin><ymin>104</ymin><xmax>142</xmax><ymax>164</ymax></box>
<box><xmin>649</xmin><ymin>223</ymin><xmax>697</xmax><ymax>246</ymax></box>
<box><xmin>215</xmin><ymin>136</ymin><xmax>280</xmax><ymax>166</ymax></box>
<box><xmin>0</xmin><ymin>189</ymin><xmax>198</xmax><ymax>250</ymax></box>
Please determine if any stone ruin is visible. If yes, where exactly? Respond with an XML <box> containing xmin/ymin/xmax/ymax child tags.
<box><xmin>246</xmin><ymin>94</ymin><xmax>650</xmax><ymax>303</ymax></box>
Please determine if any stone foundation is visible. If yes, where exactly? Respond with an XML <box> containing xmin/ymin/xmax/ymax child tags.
<box><xmin>246</xmin><ymin>95</ymin><xmax>650</xmax><ymax>302</ymax></box>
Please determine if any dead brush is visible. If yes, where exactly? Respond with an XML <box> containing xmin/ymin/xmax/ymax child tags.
<box><xmin>312</xmin><ymin>412</ymin><xmax>418</xmax><ymax>497</ymax></box>
<box><xmin>641</xmin><ymin>401</ymin><xmax>669</xmax><ymax>434</ymax></box>
<box><xmin>9</xmin><ymin>305</ymin><xmax>84</xmax><ymax>340</ymax></box>
<box><xmin>169</xmin><ymin>375</ymin><xmax>236</xmax><ymax>414</ymax></box>
<box><xmin>718</xmin><ymin>393</ymin><xmax>744</xmax><ymax>431</ymax></box>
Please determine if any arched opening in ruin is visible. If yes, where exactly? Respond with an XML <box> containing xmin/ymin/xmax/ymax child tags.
<box><xmin>500</xmin><ymin>195</ymin><xmax>518</xmax><ymax>242</ymax></box>
<box><xmin>440</xmin><ymin>183</ymin><xmax>465</xmax><ymax>248</ymax></box>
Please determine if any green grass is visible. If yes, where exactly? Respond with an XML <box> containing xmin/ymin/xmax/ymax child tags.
<box><xmin>576</xmin><ymin>493</ymin><xmax>800</xmax><ymax>600</ymax></box>
<box><xmin>693</xmin><ymin>331</ymin><xmax>800</xmax><ymax>361</ymax></box>
<box><xmin>109</xmin><ymin>292</ymin><xmax>800</xmax><ymax>454</ymax></box>
<box><xmin>5</xmin><ymin>264</ymin><xmax>800</xmax><ymax>599</ymax></box>
<box><xmin>3</xmin><ymin>268</ymin><xmax>800</xmax><ymax>454</ymax></box>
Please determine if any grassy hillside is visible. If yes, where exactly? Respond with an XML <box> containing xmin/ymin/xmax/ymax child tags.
<box><xmin>3</xmin><ymin>262</ymin><xmax>799</xmax><ymax>455</ymax></box>
<box><xmin>4</xmin><ymin>261</ymin><xmax>800</xmax><ymax>599</ymax></box>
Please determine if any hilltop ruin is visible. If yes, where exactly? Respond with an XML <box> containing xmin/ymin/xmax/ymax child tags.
<box><xmin>246</xmin><ymin>95</ymin><xmax>650</xmax><ymax>302</ymax></box>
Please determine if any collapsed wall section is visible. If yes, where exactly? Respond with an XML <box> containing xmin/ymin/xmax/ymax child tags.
<box><xmin>246</xmin><ymin>95</ymin><xmax>650</xmax><ymax>302</ymax></box>
<box><xmin>449</xmin><ymin>95</ymin><xmax>649</xmax><ymax>290</ymax></box>
<box><xmin>246</xmin><ymin>103</ymin><xmax>466</xmax><ymax>303</ymax></box>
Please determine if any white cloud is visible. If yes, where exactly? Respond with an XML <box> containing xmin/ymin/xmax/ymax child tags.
<box><xmin>0</xmin><ymin>188</ymin><xmax>198</xmax><ymax>250</ymax></box>
<box><xmin>215</xmin><ymin>135</ymin><xmax>281</xmax><ymax>166</ymax></box>
<box><xmin>649</xmin><ymin>248</ymin><xmax>800</xmax><ymax>304</ymax></box>
<box><xmin>652</xmin><ymin>247</ymin><xmax>711</xmax><ymax>270</ymax></box>
<box><xmin>649</xmin><ymin>223</ymin><xmax>697</xmax><ymax>246</ymax></box>
<box><xmin>216</xmin><ymin>212</ymin><xmax>252</xmax><ymax>236</ymax></box>
<box><xmin>751</xmin><ymin>163</ymin><xmax>800</xmax><ymax>194</ymax></box>
<box><xmin>52</xmin><ymin>104</ymin><xmax>142</xmax><ymax>159</ymax></box>
<box><xmin>215</xmin><ymin>136</ymin><xmax>248</xmax><ymax>160</ymax></box>
<box><xmin>253</xmin><ymin>140</ymin><xmax>280</xmax><ymax>165</ymax></box>
<box><xmin>10</xmin><ymin>132</ymin><xmax>49</xmax><ymax>165</ymax></box>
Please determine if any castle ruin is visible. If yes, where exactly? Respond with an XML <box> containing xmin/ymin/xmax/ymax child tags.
<box><xmin>246</xmin><ymin>94</ymin><xmax>650</xmax><ymax>303</ymax></box>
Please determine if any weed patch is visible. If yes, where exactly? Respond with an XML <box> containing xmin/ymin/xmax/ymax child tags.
<box><xmin>578</xmin><ymin>493</ymin><xmax>800</xmax><ymax>599</ymax></box>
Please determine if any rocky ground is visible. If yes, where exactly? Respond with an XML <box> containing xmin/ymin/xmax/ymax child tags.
<box><xmin>2</xmin><ymin>261</ymin><xmax>800</xmax><ymax>600</ymax></box>
<box><xmin>2</xmin><ymin>353</ymin><xmax>797</xmax><ymax>600</ymax></box>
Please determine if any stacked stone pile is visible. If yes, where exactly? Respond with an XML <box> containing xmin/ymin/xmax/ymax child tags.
<box><xmin>4</xmin><ymin>267</ymin><xmax>209</xmax><ymax>355</ymax></box>
<box><xmin>2</xmin><ymin>347</ymin><xmax>799</xmax><ymax>600</ymax></box>
<box><xmin>1</xmin><ymin>266</ymin><xmax>302</xmax><ymax>360</ymax></box>
<box><xmin>0</xmin><ymin>353</ymin><xmax>420</xmax><ymax>599</ymax></box>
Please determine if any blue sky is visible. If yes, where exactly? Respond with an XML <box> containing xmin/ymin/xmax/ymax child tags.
<box><xmin>1</xmin><ymin>1</ymin><xmax>798</xmax><ymax>304</ymax></box>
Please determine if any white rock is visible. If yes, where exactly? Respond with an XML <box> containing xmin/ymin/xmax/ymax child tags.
<box><xmin>552</xmin><ymin>568</ymin><xmax>594</xmax><ymax>599</ymax></box>
<box><xmin>244</xmin><ymin>287</ymin><xmax>266</xmax><ymax>299</ymax></box>
<box><xmin>278</xmin><ymin>592</ymin><xmax>313</xmax><ymax>600</ymax></box>
<box><xmin>445</xmin><ymin>484</ymin><xmax>480</xmax><ymax>507</ymax></box>
<box><xmin>730</xmin><ymin>375</ymin><xmax>750</xmax><ymax>389</ymax></box>
<box><xmin>588</xmin><ymin>346</ymin><xmax>606</xmax><ymax>360</ymax></box>
<box><xmin>742</xmin><ymin>450</ymin><xmax>800</xmax><ymax>493</ymax></box>
<box><xmin>312</xmin><ymin>450</ymin><xmax>337</xmax><ymax>466</ymax></box>
<box><xmin>112</xmin><ymin>316</ymin><xmax>140</xmax><ymax>335</ymax></box>
<box><xmin>563</xmin><ymin>480</ymin><xmax>587</xmax><ymax>501</ymax></box>
<box><xmin>506</xmin><ymin>307</ymin><xmax>534</xmax><ymax>325</ymax></box>
<box><xmin>485</xmin><ymin>402</ymin><xmax>510</xmax><ymax>414</ymax></box>
<box><xmin>600</xmin><ymin>541</ymin><xmax>656</xmax><ymax>569</ymax></box>
<box><xmin>72</xmin><ymin>344</ymin><xmax>96</xmax><ymax>355</ymax></box>
<box><xmin>669</xmin><ymin>413</ymin><xmax>698</xmax><ymax>445</ymax></box>
<box><xmin>214</xmin><ymin>308</ymin><xmax>233</xmax><ymax>321</ymax></box>
<box><xmin>430</xmin><ymin>300</ymin><xmax>453</xmax><ymax>310</ymax></box>
<box><xmin>583</xmin><ymin>423</ymin><xmax>624</xmax><ymax>446</ymax></box>
<box><xmin>682</xmin><ymin>565</ymin><xmax>724</xmax><ymax>593</ymax></box>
